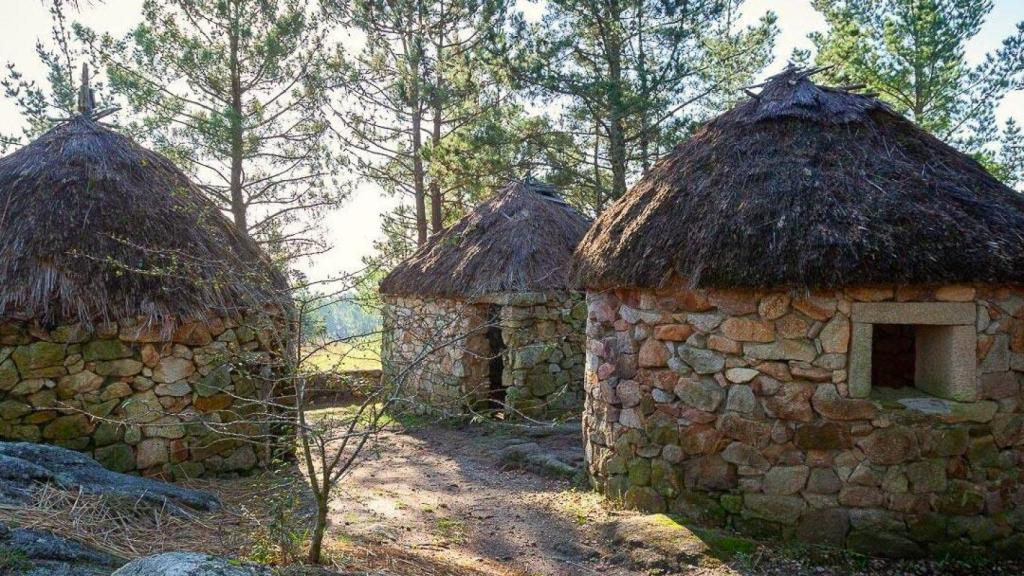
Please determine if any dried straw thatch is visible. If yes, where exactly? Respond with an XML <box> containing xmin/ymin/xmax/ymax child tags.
<box><xmin>574</xmin><ymin>67</ymin><xmax>1024</xmax><ymax>291</ymax></box>
<box><xmin>380</xmin><ymin>179</ymin><xmax>591</xmax><ymax>297</ymax></box>
<box><xmin>0</xmin><ymin>116</ymin><xmax>287</xmax><ymax>326</ymax></box>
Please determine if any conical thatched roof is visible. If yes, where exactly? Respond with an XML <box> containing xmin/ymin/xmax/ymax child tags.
<box><xmin>0</xmin><ymin>116</ymin><xmax>287</xmax><ymax>326</ymax></box>
<box><xmin>574</xmin><ymin>67</ymin><xmax>1024</xmax><ymax>291</ymax></box>
<box><xmin>380</xmin><ymin>179</ymin><xmax>591</xmax><ymax>297</ymax></box>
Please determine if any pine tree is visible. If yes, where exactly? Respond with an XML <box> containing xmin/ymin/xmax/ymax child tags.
<box><xmin>507</xmin><ymin>0</ymin><xmax>777</xmax><ymax>210</ymax></box>
<box><xmin>809</xmin><ymin>0</ymin><xmax>1024</xmax><ymax>159</ymax></box>
<box><xmin>1</xmin><ymin>0</ymin><xmax>111</xmax><ymax>150</ymax></box>
<box><xmin>81</xmin><ymin>0</ymin><xmax>345</xmax><ymax>262</ymax></box>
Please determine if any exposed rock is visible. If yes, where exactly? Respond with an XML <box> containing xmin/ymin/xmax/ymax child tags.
<box><xmin>112</xmin><ymin>552</ymin><xmax>272</xmax><ymax>575</ymax></box>
<box><xmin>0</xmin><ymin>441</ymin><xmax>218</xmax><ymax>512</ymax></box>
<box><xmin>678</xmin><ymin>425</ymin><xmax>724</xmax><ymax>455</ymax></box>
<box><xmin>686</xmin><ymin>312</ymin><xmax>725</xmax><ymax>332</ymax></box>
<box><xmin>0</xmin><ymin>521</ymin><xmax>121</xmax><ymax>574</ymax></box>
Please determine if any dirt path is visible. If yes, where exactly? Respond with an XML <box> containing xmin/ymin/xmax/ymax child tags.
<box><xmin>331</xmin><ymin>421</ymin><xmax>641</xmax><ymax>576</ymax></box>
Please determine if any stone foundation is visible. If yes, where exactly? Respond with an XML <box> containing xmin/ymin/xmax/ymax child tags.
<box><xmin>0</xmin><ymin>315</ymin><xmax>281</xmax><ymax>478</ymax></box>
<box><xmin>382</xmin><ymin>292</ymin><xmax>586</xmax><ymax>417</ymax></box>
<box><xmin>583</xmin><ymin>281</ymin><xmax>1024</xmax><ymax>557</ymax></box>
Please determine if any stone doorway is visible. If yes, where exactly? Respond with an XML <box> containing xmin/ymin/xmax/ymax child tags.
<box><xmin>485</xmin><ymin>305</ymin><xmax>506</xmax><ymax>406</ymax></box>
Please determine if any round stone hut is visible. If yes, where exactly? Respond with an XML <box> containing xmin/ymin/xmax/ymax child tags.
<box><xmin>380</xmin><ymin>178</ymin><xmax>590</xmax><ymax>417</ymax></box>
<box><xmin>573</xmin><ymin>68</ymin><xmax>1024</xmax><ymax>556</ymax></box>
<box><xmin>0</xmin><ymin>114</ymin><xmax>288</xmax><ymax>478</ymax></box>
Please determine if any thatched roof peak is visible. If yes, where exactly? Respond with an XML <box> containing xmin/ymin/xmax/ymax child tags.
<box><xmin>574</xmin><ymin>69</ymin><xmax>1024</xmax><ymax>291</ymax></box>
<box><xmin>736</xmin><ymin>66</ymin><xmax>890</xmax><ymax>124</ymax></box>
<box><xmin>380</xmin><ymin>178</ymin><xmax>591</xmax><ymax>297</ymax></box>
<box><xmin>0</xmin><ymin>116</ymin><xmax>287</xmax><ymax>326</ymax></box>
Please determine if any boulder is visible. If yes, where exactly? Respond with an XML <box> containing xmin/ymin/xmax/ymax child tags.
<box><xmin>112</xmin><ymin>552</ymin><xmax>272</xmax><ymax>575</ymax></box>
<box><xmin>0</xmin><ymin>521</ymin><xmax>121</xmax><ymax>575</ymax></box>
<box><xmin>0</xmin><ymin>441</ymin><xmax>218</xmax><ymax>513</ymax></box>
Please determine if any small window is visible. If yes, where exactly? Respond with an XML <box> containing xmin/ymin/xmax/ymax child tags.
<box><xmin>849</xmin><ymin>303</ymin><xmax>976</xmax><ymax>401</ymax></box>
<box><xmin>871</xmin><ymin>324</ymin><xmax>916</xmax><ymax>389</ymax></box>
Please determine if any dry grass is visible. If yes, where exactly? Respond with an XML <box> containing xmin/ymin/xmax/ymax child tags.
<box><xmin>0</xmin><ymin>479</ymin><xmax>271</xmax><ymax>561</ymax></box>
<box><xmin>0</xmin><ymin>472</ymin><xmax>507</xmax><ymax>576</ymax></box>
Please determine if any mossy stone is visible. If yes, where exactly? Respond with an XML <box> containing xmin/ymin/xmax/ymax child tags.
<box><xmin>650</xmin><ymin>459</ymin><xmax>682</xmax><ymax>498</ymax></box>
<box><xmin>10</xmin><ymin>425</ymin><xmax>41</xmax><ymax>442</ymax></box>
<box><xmin>82</xmin><ymin>339</ymin><xmax>133</xmax><ymax>361</ymax></box>
<box><xmin>171</xmin><ymin>461</ymin><xmax>205</xmax><ymax>481</ymax></box>
<box><xmin>0</xmin><ymin>400</ymin><xmax>32</xmax><ymax>420</ymax></box>
<box><xmin>197</xmin><ymin>364</ymin><xmax>232</xmax><ymax>396</ymax></box>
<box><xmin>670</xmin><ymin>490</ymin><xmax>726</xmax><ymax>527</ymax></box>
<box><xmin>11</xmin><ymin>342</ymin><xmax>65</xmax><ymax>371</ymax></box>
<box><xmin>94</xmin><ymin>443</ymin><xmax>135</xmax><ymax>473</ymax></box>
<box><xmin>623</xmin><ymin>485</ymin><xmax>666</xmax><ymax>513</ymax></box>
<box><xmin>627</xmin><ymin>457</ymin><xmax>651</xmax><ymax>486</ymax></box>
<box><xmin>605</xmin><ymin>453</ymin><xmax>628</xmax><ymax>475</ymax></box>
<box><xmin>936</xmin><ymin>481</ymin><xmax>986</xmax><ymax>515</ymax></box>
<box><xmin>720</xmin><ymin>494</ymin><xmax>743</xmax><ymax>514</ymax></box>
<box><xmin>0</xmin><ymin>360</ymin><xmax>19</xmax><ymax>390</ymax></box>
<box><xmin>528</xmin><ymin>373</ymin><xmax>557</xmax><ymax>397</ymax></box>
<box><xmin>93</xmin><ymin>421</ymin><xmax>124</xmax><ymax>447</ymax></box>
<box><xmin>928</xmin><ymin>427</ymin><xmax>969</xmax><ymax>456</ymax></box>
<box><xmin>84</xmin><ymin>399</ymin><xmax>120</xmax><ymax>419</ymax></box>
<box><xmin>42</xmin><ymin>414</ymin><xmax>94</xmax><ymax>440</ymax></box>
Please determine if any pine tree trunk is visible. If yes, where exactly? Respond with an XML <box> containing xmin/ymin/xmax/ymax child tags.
<box><xmin>228</xmin><ymin>3</ymin><xmax>248</xmax><ymax>236</ymax></box>
<box><xmin>429</xmin><ymin>27</ymin><xmax>444</xmax><ymax>234</ymax></box>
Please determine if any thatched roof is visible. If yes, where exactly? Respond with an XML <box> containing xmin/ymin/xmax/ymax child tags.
<box><xmin>0</xmin><ymin>116</ymin><xmax>287</xmax><ymax>326</ymax></box>
<box><xmin>380</xmin><ymin>179</ymin><xmax>591</xmax><ymax>297</ymax></box>
<box><xmin>574</xmin><ymin>67</ymin><xmax>1024</xmax><ymax>291</ymax></box>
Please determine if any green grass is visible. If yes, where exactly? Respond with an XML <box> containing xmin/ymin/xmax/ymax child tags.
<box><xmin>433</xmin><ymin>517</ymin><xmax>468</xmax><ymax>544</ymax></box>
<box><xmin>302</xmin><ymin>337</ymin><xmax>381</xmax><ymax>372</ymax></box>
<box><xmin>0</xmin><ymin>545</ymin><xmax>32</xmax><ymax>574</ymax></box>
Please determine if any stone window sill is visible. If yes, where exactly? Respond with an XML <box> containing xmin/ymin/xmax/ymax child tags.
<box><xmin>869</xmin><ymin>386</ymin><xmax>997</xmax><ymax>424</ymax></box>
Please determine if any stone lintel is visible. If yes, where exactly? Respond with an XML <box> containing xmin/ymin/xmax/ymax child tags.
<box><xmin>850</xmin><ymin>302</ymin><xmax>975</xmax><ymax>325</ymax></box>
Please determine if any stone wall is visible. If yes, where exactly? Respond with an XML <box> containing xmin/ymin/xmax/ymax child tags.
<box><xmin>382</xmin><ymin>292</ymin><xmax>586</xmax><ymax>417</ymax></box>
<box><xmin>0</xmin><ymin>315</ymin><xmax>280</xmax><ymax>478</ymax></box>
<box><xmin>381</xmin><ymin>296</ymin><xmax>490</xmax><ymax>413</ymax></box>
<box><xmin>491</xmin><ymin>292</ymin><xmax>586</xmax><ymax>416</ymax></box>
<box><xmin>583</xmin><ymin>282</ymin><xmax>1024</xmax><ymax>557</ymax></box>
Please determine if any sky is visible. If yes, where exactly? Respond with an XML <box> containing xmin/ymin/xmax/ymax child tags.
<box><xmin>1</xmin><ymin>0</ymin><xmax>1022</xmax><ymax>282</ymax></box>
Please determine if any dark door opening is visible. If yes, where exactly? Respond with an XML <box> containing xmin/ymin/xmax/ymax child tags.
<box><xmin>871</xmin><ymin>324</ymin><xmax>916</xmax><ymax>389</ymax></box>
<box><xmin>486</xmin><ymin>305</ymin><xmax>506</xmax><ymax>406</ymax></box>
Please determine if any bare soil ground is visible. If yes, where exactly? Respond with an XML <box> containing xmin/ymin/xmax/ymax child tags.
<box><xmin>327</xmin><ymin>418</ymin><xmax>1024</xmax><ymax>576</ymax></box>
<box><xmin>335</xmin><ymin>420</ymin><xmax>630</xmax><ymax>576</ymax></box>
<box><xmin>7</xmin><ymin>416</ymin><xmax>1024</xmax><ymax>576</ymax></box>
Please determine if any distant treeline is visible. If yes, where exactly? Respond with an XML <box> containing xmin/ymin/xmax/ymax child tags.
<box><xmin>308</xmin><ymin>297</ymin><xmax>381</xmax><ymax>340</ymax></box>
